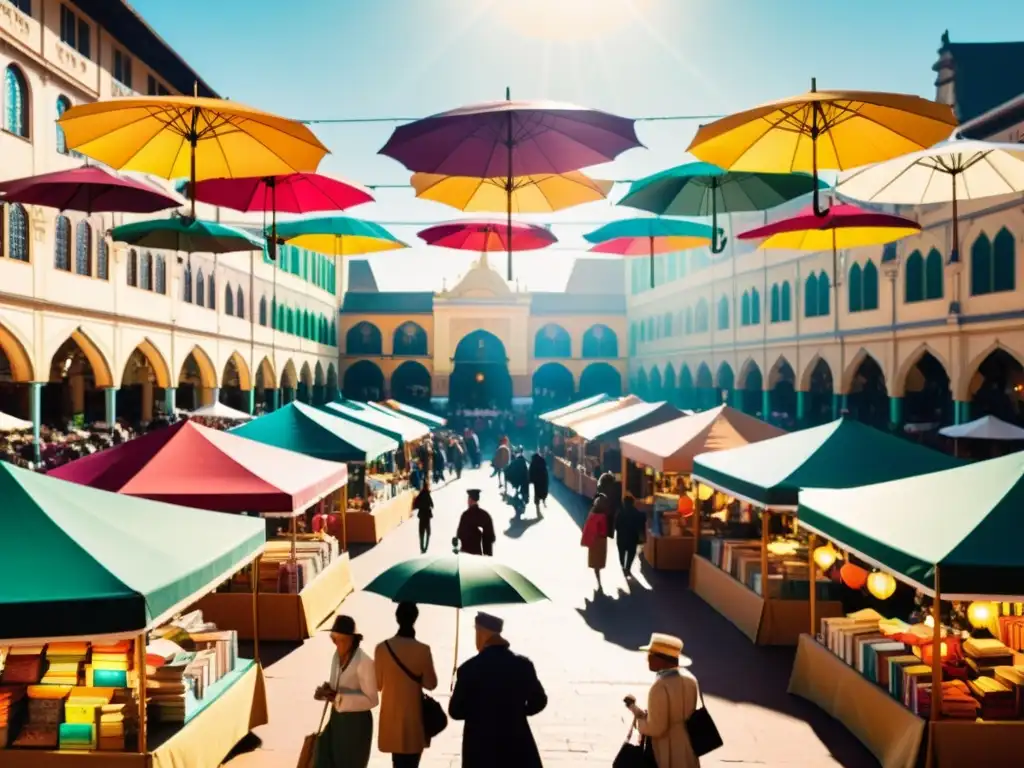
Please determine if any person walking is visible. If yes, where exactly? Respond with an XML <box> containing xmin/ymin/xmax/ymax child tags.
<box><xmin>432</xmin><ymin>439</ymin><xmax>447</xmax><ymax>486</ymax></box>
<box><xmin>455</xmin><ymin>489</ymin><xmax>495</xmax><ymax>556</ymax></box>
<box><xmin>449</xmin><ymin>438</ymin><xmax>465</xmax><ymax>480</ymax></box>
<box><xmin>615</xmin><ymin>494</ymin><xmax>646</xmax><ymax>578</ymax></box>
<box><xmin>528</xmin><ymin>453</ymin><xmax>548</xmax><ymax>519</ymax></box>
<box><xmin>449</xmin><ymin>612</ymin><xmax>547</xmax><ymax>768</ymax></box>
<box><xmin>623</xmin><ymin>633</ymin><xmax>702</xmax><ymax>768</ymax></box>
<box><xmin>313</xmin><ymin>616</ymin><xmax>378</xmax><ymax>768</ymax></box>
<box><xmin>491</xmin><ymin>438</ymin><xmax>510</xmax><ymax>491</ymax></box>
<box><xmin>374</xmin><ymin>602</ymin><xmax>439</xmax><ymax>768</ymax></box>
<box><xmin>581</xmin><ymin>494</ymin><xmax>610</xmax><ymax>591</ymax></box>
<box><xmin>413</xmin><ymin>480</ymin><xmax>434</xmax><ymax>554</ymax></box>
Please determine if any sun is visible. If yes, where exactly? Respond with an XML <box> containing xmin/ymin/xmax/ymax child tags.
<box><xmin>494</xmin><ymin>0</ymin><xmax>651</xmax><ymax>41</ymax></box>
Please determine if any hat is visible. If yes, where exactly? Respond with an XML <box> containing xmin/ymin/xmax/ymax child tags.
<box><xmin>475</xmin><ymin>612</ymin><xmax>504</xmax><ymax>634</ymax></box>
<box><xmin>640</xmin><ymin>633</ymin><xmax>691</xmax><ymax>666</ymax></box>
<box><xmin>329</xmin><ymin>615</ymin><xmax>362</xmax><ymax>641</ymax></box>
<box><xmin>467</xmin><ymin>489</ymin><xmax>481</xmax><ymax>501</ymax></box>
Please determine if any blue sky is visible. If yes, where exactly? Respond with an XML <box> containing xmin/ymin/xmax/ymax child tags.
<box><xmin>132</xmin><ymin>0</ymin><xmax>1020</xmax><ymax>291</ymax></box>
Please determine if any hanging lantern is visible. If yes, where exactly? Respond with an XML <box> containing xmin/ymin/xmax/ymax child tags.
<box><xmin>867</xmin><ymin>571</ymin><xmax>897</xmax><ymax>600</ymax></box>
<box><xmin>967</xmin><ymin>601</ymin><xmax>997</xmax><ymax>629</ymax></box>
<box><xmin>840</xmin><ymin>563</ymin><xmax>869</xmax><ymax>590</ymax></box>
<box><xmin>696</xmin><ymin>484</ymin><xmax>714</xmax><ymax>501</ymax></box>
<box><xmin>813</xmin><ymin>545</ymin><xmax>838</xmax><ymax>571</ymax></box>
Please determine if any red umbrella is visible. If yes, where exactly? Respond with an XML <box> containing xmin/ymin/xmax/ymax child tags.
<box><xmin>0</xmin><ymin>165</ymin><xmax>182</xmax><ymax>214</ymax></box>
<box><xmin>737</xmin><ymin>202</ymin><xmax>920</xmax><ymax>249</ymax></box>
<box><xmin>418</xmin><ymin>219</ymin><xmax>557</xmax><ymax>252</ymax></box>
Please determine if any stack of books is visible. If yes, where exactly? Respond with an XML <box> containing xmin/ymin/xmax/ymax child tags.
<box><xmin>0</xmin><ymin>646</ymin><xmax>44</xmax><ymax>686</ymax></box>
<box><xmin>86</xmin><ymin>641</ymin><xmax>133</xmax><ymax>689</ymax></box>
<box><xmin>964</xmin><ymin>637</ymin><xmax>1015</xmax><ymax>677</ymax></box>
<box><xmin>12</xmin><ymin>685</ymin><xmax>69</xmax><ymax>748</ymax></box>
<box><xmin>191</xmin><ymin>631</ymin><xmax>238</xmax><ymax>683</ymax></box>
<box><xmin>41</xmin><ymin>642</ymin><xmax>89</xmax><ymax>686</ymax></box>
<box><xmin>146</xmin><ymin>652</ymin><xmax>195</xmax><ymax>724</ymax></box>
<box><xmin>968</xmin><ymin>676</ymin><xmax>1018</xmax><ymax>720</ymax></box>
<box><xmin>97</xmin><ymin>690</ymin><xmax>136</xmax><ymax>752</ymax></box>
<box><xmin>0</xmin><ymin>686</ymin><xmax>27</xmax><ymax>748</ymax></box>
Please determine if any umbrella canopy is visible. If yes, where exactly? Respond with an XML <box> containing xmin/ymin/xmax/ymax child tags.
<box><xmin>411</xmin><ymin>172</ymin><xmax>612</xmax><ymax>213</ymax></box>
<box><xmin>379</xmin><ymin>99</ymin><xmax>640</xmax><ymax>178</ymax></box>
<box><xmin>571</xmin><ymin>401</ymin><xmax>682</xmax><ymax>442</ymax></box>
<box><xmin>836</xmin><ymin>140</ymin><xmax>1024</xmax><ymax>262</ymax></box>
<box><xmin>186</xmin><ymin>172</ymin><xmax>373</xmax><ymax>214</ymax></box>
<box><xmin>363</xmin><ymin>552</ymin><xmax>547</xmax><ymax>608</ymax></box>
<box><xmin>231</xmin><ymin>401</ymin><xmax>397</xmax><ymax>464</ymax></box>
<box><xmin>111</xmin><ymin>217</ymin><xmax>264</xmax><ymax>253</ymax></box>
<box><xmin>58</xmin><ymin>96</ymin><xmax>329</xmax><ymax>217</ymax></box>
<box><xmin>0</xmin><ymin>410</ymin><xmax>32</xmax><ymax>432</ymax></box>
<box><xmin>376</xmin><ymin>400</ymin><xmax>447</xmax><ymax>429</ymax></box>
<box><xmin>939</xmin><ymin>415</ymin><xmax>1024</xmax><ymax>441</ymax></box>
<box><xmin>538</xmin><ymin>393</ymin><xmax>611</xmax><ymax>423</ymax></box>
<box><xmin>692</xmin><ymin>418</ymin><xmax>961</xmax><ymax>508</ymax></box>
<box><xmin>797</xmin><ymin>451</ymin><xmax>1024</xmax><ymax>599</ymax></box>
<box><xmin>0</xmin><ymin>462</ymin><xmax>265</xmax><ymax>642</ymax></box>
<box><xmin>0</xmin><ymin>165</ymin><xmax>183</xmax><ymax>214</ymax></box>
<box><xmin>274</xmin><ymin>215</ymin><xmax>407</xmax><ymax>255</ymax></box>
<box><xmin>190</xmin><ymin>401</ymin><xmax>254</xmax><ymax>421</ymax></box>
<box><xmin>686</xmin><ymin>79</ymin><xmax>957</xmax><ymax>216</ymax></box>
<box><xmin>49</xmin><ymin>419</ymin><xmax>347</xmax><ymax>516</ymax></box>
<box><xmin>737</xmin><ymin>202</ymin><xmax>920</xmax><ymax>250</ymax></box>
<box><xmin>323</xmin><ymin>400</ymin><xmax>429</xmax><ymax>443</ymax></box>
<box><xmin>552</xmin><ymin>395</ymin><xmax>641</xmax><ymax>429</ymax></box>
<box><xmin>618</xmin><ymin>162</ymin><xmax>825</xmax><ymax>252</ymax></box>
<box><xmin>619</xmin><ymin>405</ymin><xmax>786</xmax><ymax>473</ymax></box>
<box><xmin>584</xmin><ymin>217</ymin><xmax>715</xmax><ymax>287</ymax></box>
<box><xmin>418</xmin><ymin>219</ymin><xmax>557</xmax><ymax>252</ymax></box>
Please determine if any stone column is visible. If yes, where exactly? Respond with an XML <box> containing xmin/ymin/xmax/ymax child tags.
<box><xmin>29</xmin><ymin>382</ymin><xmax>42</xmax><ymax>465</ymax></box>
<box><xmin>247</xmin><ymin>389</ymin><xmax>256</xmax><ymax>415</ymax></box>
<box><xmin>889</xmin><ymin>397</ymin><xmax>903</xmax><ymax>430</ymax></box>
<box><xmin>761</xmin><ymin>389</ymin><xmax>770</xmax><ymax>421</ymax></box>
<box><xmin>954</xmin><ymin>400</ymin><xmax>970</xmax><ymax>425</ymax></box>
<box><xmin>210</xmin><ymin>387</ymin><xmax>221</xmax><ymax>407</ymax></box>
<box><xmin>796</xmin><ymin>391</ymin><xmax>807</xmax><ymax>426</ymax></box>
<box><xmin>104</xmin><ymin>387</ymin><xmax>117</xmax><ymax>430</ymax></box>
<box><xmin>164</xmin><ymin>387</ymin><xmax>176</xmax><ymax>416</ymax></box>
<box><xmin>270</xmin><ymin>388</ymin><xmax>281</xmax><ymax>411</ymax></box>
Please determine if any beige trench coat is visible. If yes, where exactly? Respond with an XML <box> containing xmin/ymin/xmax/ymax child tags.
<box><xmin>636</xmin><ymin>668</ymin><xmax>700</xmax><ymax>768</ymax></box>
<box><xmin>374</xmin><ymin>636</ymin><xmax>438</xmax><ymax>754</ymax></box>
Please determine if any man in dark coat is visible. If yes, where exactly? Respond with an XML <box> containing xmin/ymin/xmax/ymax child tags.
<box><xmin>449</xmin><ymin>612</ymin><xmax>547</xmax><ymax>768</ymax></box>
<box><xmin>528</xmin><ymin>453</ymin><xmax>548</xmax><ymax>518</ymax></box>
<box><xmin>455</xmin><ymin>490</ymin><xmax>495</xmax><ymax>556</ymax></box>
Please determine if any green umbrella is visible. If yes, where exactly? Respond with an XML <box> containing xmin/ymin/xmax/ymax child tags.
<box><xmin>618</xmin><ymin>161</ymin><xmax>826</xmax><ymax>253</ymax></box>
<box><xmin>111</xmin><ymin>216</ymin><xmax>264</xmax><ymax>253</ymax></box>
<box><xmin>363</xmin><ymin>552</ymin><xmax>547</xmax><ymax>680</ymax></box>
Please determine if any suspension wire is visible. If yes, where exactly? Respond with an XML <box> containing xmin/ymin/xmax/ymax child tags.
<box><xmin>297</xmin><ymin>112</ymin><xmax>724</xmax><ymax>125</ymax></box>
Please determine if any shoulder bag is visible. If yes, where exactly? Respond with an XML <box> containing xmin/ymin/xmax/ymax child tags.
<box><xmin>612</xmin><ymin>719</ymin><xmax>656</xmax><ymax>768</ymax></box>
<box><xmin>686</xmin><ymin>685</ymin><xmax>723</xmax><ymax>757</ymax></box>
<box><xmin>385</xmin><ymin>641</ymin><xmax>448</xmax><ymax>739</ymax></box>
<box><xmin>296</xmin><ymin>702</ymin><xmax>330</xmax><ymax>768</ymax></box>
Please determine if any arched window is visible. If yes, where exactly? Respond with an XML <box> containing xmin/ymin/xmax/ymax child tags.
<box><xmin>629</xmin><ymin>324</ymin><xmax>638</xmax><ymax>356</ymax></box>
<box><xmin>716</xmin><ymin>295</ymin><xmax>730</xmax><ymax>330</ymax></box>
<box><xmin>224</xmin><ymin>282</ymin><xmax>234</xmax><ymax>315</ymax></box>
<box><xmin>127</xmin><ymin>248</ymin><xmax>138</xmax><ymax>287</ymax></box>
<box><xmin>4</xmin><ymin>65</ymin><xmax>29</xmax><ymax>138</ymax></box>
<box><xmin>196</xmin><ymin>268</ymin><xmax>205</xmax><ymax>306</ymax></box>
<box><xmin>817</xmin><ymin>271</ymin><xmax>830</xmax><ymax>316</ymax></box>
<box><xmin>330</xmin><ymin>319</ymin><xmax>337</xmax><ymax>346</ymax></box>
<box><xmin>155</xmin><ymin>254</ymin><xmax>166</xmax><ymax>294</ymax></box>
<box><xmin>770</xmin><ymin>283</ymin><xmax>781</xmax><ymax>322</ymax></box>
<box><xmin>277</xmin><ymin>304</ymin><xmax>285</xmax><ymax>331</ymax></box>
<box><xmin>904</xmin><ymin>249</ymin><xmax>924</xmax><ymax>303</ymax></box>
<box><xmin>74</xmin><ymin>220</ymin><xmax>91</xmax><ymax>275</ymax></box>
<box><xmin>862</xmin><ymin>260</ymin><xmax>879</xmax><ymax>310</ymax></box>
<box><xmin>993</xmin><ymin>228</ymin><xmax>1016</xmax><ymax>294</ymax></box>
<box><xmin>663</xmin><ymin>312</ymin><xmax>673</xmax><ymax>337</ymax></box>
<box><xmin>139</xmin><ymin>250</ymin><xmax>152</xmax><ymax>290</ymax></box>
<box><xmin>684</xmin><ymin>306</ymin><xmax>693</xmax><ymax>334</ymax></box>
<box><xmin>639</xmin><ymin>320</ymin><xmax>647</xmax><ymax>343</ymax></box>
<box><xmin>183</xmin><ymin>262</ymin><xmax>192</xmax><ymax>302</ymax></box>
<box><xmin>848</xmin><ymin>263</ymin><xmax>863</xmax><ymax>312</ymax></box>
<box><xmin>207</xmin><ymin>273</ymin><xmax>216</xmax><ymax>308</ymax></box>
<box><xmin>56</xmin><ymin>95</ymin><xmax>71</xmax><ymax>154</ymax></box>
<box><xmin>805</xmin><ymin>273</ymin><xmax>819</xmax><ymax>317</ymax></box>
<box><xmin>259</xmin><ymin>296</ymin><xmax>267</xmax><ymax>326</ymax></box>
<box><xmin>781</xmin><ymin>281</ymin><xmax>792</xmax><ymax>321</ymax></box>
<box><xmin>646</xmin><ymin>317</ymin><xmax>654</xmax><ymax>340</ymax></box>
<box><xmin>750</xmin><ymin>287</ymin><xmax>761</xmax><ymax>325</ymax></box>
<box><xmin>694</xmin><ymin>299</ymin><xmax>709</xmax><ymax>332</ymax></box>
<box><xmin>924</xmin><ymin>248</ymin><xmax>944</xmax><ymax>300</ymax></box>
<box><xmin>7</xmin><ymin>203</ymin><xmax>28</xmax><ymax>262</ymax></box>
<box><xmin>236</xmin><ymin>286</ymin><xmax>245</xmax><ymax>319</ymax></box>
<box><xmin>740</xmin><ymin>292</ymin><xmax>751</xmax><ymax>326</ymax></box>
<box><xmin>96</xmin><ymin>237</ymin><xmax>108</xmax><ymax>279</ymax></box>
<box><xmin>54</xmin><ymin>215</ymin><xmax>71</xmax><ymax>270</ymax></box>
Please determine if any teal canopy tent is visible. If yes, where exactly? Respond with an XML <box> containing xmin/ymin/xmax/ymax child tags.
<box><xmin>324</xmin><ymin>399</ymin><xmax>429</xmax><ymax>444</ymax></box>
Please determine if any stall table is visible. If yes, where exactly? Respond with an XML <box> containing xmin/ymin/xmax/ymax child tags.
<box><xmin>643</xmin><ymin>532</ymin><xmax>695</xmax><ymax>571</ymax></box>
<box><xmin>346</xmin><ymin>489</ymin><xmax>415</xmax><ymax>544</ymax></box>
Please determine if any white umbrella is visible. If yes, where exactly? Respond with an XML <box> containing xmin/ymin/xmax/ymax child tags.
<box><xmin>189</xmin><ymin>401</ymin><xmax>254</xmax><ymax>421</ymax></box>
<box><xmin>0</xmin><ymin>410</ymin><xmax>32</xmax><ymax>432</ymax></box>
<box><xmin>939</xmin><ymin>415</ymin><xmax>1024</xmax><ymax>441</ymax></box>
<box><xmin>836</xmin><ymin>139</ymin><xmax>1024</xmax><ymax>261</ymax></box>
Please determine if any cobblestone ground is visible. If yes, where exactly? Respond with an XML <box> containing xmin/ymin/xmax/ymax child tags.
<box><xmin>224</xmin><ymin>465</ymin><xmax>878</xmax><ymax>767</ymax></box>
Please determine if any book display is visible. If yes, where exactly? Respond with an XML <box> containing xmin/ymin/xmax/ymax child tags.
<box><xmin>345</xmin><ymin>466</ymin><xmax>415</xmax><ymax>545</ymax></box>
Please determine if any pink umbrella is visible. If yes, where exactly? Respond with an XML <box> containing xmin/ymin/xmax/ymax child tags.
<box><xmin>0</xmin><ymin>165</ymin><xmax>182</xmax><ymax>214</ymax></box>
<box><xmin>418</xmin><ymin>219</ymin><xmax>557</xmax><ymax>252</ymax></box>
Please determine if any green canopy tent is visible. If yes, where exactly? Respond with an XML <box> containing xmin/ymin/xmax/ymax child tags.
<box><xmin>324</xmin><ymin>399</ymin><xmax>429</xmax><ymax>444</ymax></box>
<box><xmin>692</xmin><ymin>418</ymin><xmax>961</xmax><ymax>509</ymax></box>
<box><xmin>380</xmin><ymin>398</ymin><xmax>447</xmax><ymax>429</ymax></box>
<box><xmin>366</xmin><ymin>401</ymin><xmax>439</xmax><ymax>437</ymax></box>
<box><xmin>0</xmin><ymin>461</ymin><xmax>265</xmax><ymax>642</ymax></box>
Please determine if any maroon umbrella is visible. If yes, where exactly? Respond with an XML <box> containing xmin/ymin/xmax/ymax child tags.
<box><xmin>0</xmin><ymin>165</ymin><xmax>182</xmax><ymax>214</ymax></box>
<box><xmin>418</xmin><ymin>219</ymin><xmax>557</xmax><ymax>252</ymax></box>
<box><xmin>381</xmin><ymin>89</ymin><xmax>640</xmax><ymax>278</ymax></box>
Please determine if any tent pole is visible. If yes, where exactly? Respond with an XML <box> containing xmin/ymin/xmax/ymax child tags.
<box><xmin>136</xmin><ymin>632</ymin><xmax>148</xmax><ymax>753</ymax></box>
<box><xmin>808</xmin><ymin>533</ymin><xmax>818</xmax><ymax>636</ymax></box>
<box><xmin>620</xmin><ymin>455</ymin><xmax>628</xmax><ymax>502</ymax></box>
<box><xmin>692</xmin><ymin>480</ymin><xmax>701</xmax><ymax>545</ymax></box>
<box><xmin>924</xmin><ymin>566</ymin><xmax>942</xmax><ymax>768</ymax></box>
<box><xmin>251</xmin><ymin>554</ymin><xmax>261</xmax><ymax>663</ymax></box>
<box><xmin>760</xmin><ymin>508</ymin><xmax>770</xmax><ymax>607</ymax></box>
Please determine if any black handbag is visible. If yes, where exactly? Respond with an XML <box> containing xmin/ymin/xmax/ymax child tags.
<box><xmin>686</xmin><ymin>687</ymin><xmax>723</xmax><ymax>757</ymax></box>
<box><xmin>385</xmin><ymin>641</ymin><xmax>448</xmax><ymax>739</ymax></box>
<box><xmin>613</xmin><ymin>721</ymin><xmax>656</xmax><ymax>768</ymax></box>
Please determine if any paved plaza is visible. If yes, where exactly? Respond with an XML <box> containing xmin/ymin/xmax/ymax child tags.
<box><xmin>225</xmin><ymin>466</ymin><xmax>877</xmax><ymax>767</ymax></box>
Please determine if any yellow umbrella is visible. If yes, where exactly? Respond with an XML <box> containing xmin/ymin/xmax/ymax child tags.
<box><xmin>686</xmin><ymin>78</ymin><xmax>957</xmax><ymax>216</ymax></box>
<box><xmin>58</xmin><ymin>94</ymin><xmax>329</xmax><ymax>217</ymax></box>
<box><xmin>411</xmin><ymin>171</ymin><xmax>613</xmax><ymax>213</ymax></box>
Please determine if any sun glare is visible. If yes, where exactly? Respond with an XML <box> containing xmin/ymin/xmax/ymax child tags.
<box><xmin>495</xmin><ymin>0</ymin><xmax>651</xmax><ymax>41</ymax></box>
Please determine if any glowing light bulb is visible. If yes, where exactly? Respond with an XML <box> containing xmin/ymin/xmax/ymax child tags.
<box><xmin>866</xmin><ymin>571</ymin><xmax>897</xmax><ymax>600</ymax></box>
<box><xmin>967</xmin><ymin>601</ymin><xmax>997</xmax><ymax>629</ymax></box>
<box><xmin>813</xmin><ymin>546</ymin><xmax>838</xmax><ymax>571</ymax></box>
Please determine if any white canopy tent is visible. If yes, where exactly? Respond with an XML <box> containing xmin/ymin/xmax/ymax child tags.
<box><xmin>939</xmin><ymin>415</ymin><xmax>1024</xmax><ymax>441</ymax></box>
<box><xmin>189</xmin><ymin>402</ymin><xmax>254</xmax><ymax>421</ymax></box>
<box><xmin>0</xmin><ymin>411</ymin><xmax>32</xmax><ymax>432</ymax></box>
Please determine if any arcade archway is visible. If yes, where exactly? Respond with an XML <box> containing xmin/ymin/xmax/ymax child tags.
<box><xmin>299</xmin><ymin>362</ymin><xmax>313</xmax><ymax>403</ymax></box>
<box><xmin>738</xmin><ymin>360</ymin><xmax>763</xmax><ymax>416</ymax></box>
<box><xmin>176</xmin><ymin>348</ymin><xmax>216</xmax><ymax>411</ymax></box>
<box><xmin>694</xmin><ymin>363</ymin><xmax>714</xmax><ymax>410</ymax></box>
<box><xmin>221</xmin><ymin>354</ymin><xmax>250</xmax><ymax>412</ymax></box>
<box><xmin>449</xmin><ymin>330</ymin><xmax>512</xmax><ymax>410</ymax></box>
<box><xmin>716</xmin><ymin>363</ymin><xmax>735</xmax><ymax>408</ymax></box>
<box><xmin>46</xmin><ymin>334</ymin><xmax>111</xmax><ymax>425</ymax></box>
<box><xmin>326</xmin><ymin>363</ymin><xmax>339</xmax><ymax>402</ymax></box>
<box><xmin>804</xmin><ymin>357</ymin><xmax>834</xmax><ymax>427</ymax></box>
<box><xmin>0</xmin><ymin>324</ymin><xmax>34</xmax><ymax>420</ymax></box>
<box><xmin>255</xmin><ymin>357</ymin><xmax>275</xmax><ymax>412</ymax></box>
<box><xmin>313</xmin><ymin>362</ymin><xmax>326</xmax><ymax>404</ymax></box>
<box><xmin>532</xmin><ymin>362</ymin><xmax>574</xmax><ymax>410</ymax></box>
<box><xmin>968</xmin><ymin>348</ymin><xmax>1024</xmax><ymax>425</ymax></box>
<box><xmin>343</xmin><ymin>360</ymin><xmax>385</xmax><ymax>401</ymax></box>
<box><xmin>768</xmin><ymin>358</ymin><xmax>796</xmax><ymax>425</ymax></box>
<box><xmin>119</xmin><ymin>344</ymin><xmax>169</xmax><ymax>423</ymax></box>
<box><xmin>579</xmin><ymin>362</ymin><xmax>622</xmax><ymax>399</ymax></box>
<box><xmin>847</xmin><ymin>354</ymin><xmax>888</xmax><ymax>429</ymax></box>
<box><xmin>678</xmin><ymin>365</ymin><xmax>695</xmax><ymax>410</ymax></box>
<box><xmin>391</xmin><ymin>361</ymin><xmax>432</xmax><ymax>406</ymax></box>
<box><xmin>903</xmin><ymin>351</ymin><xmax>952</xmax><ymax>426</ymax></box>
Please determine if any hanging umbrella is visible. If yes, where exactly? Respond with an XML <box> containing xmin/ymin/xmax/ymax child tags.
<box><xmin>836</xmin><ymin>140</ymin><xmax>1024</xmax><ymax>263</ymax></box>
<box><xmin>58</xmin><ymin>94</ymin><xmax>329</xmax><ymax>218</ymax></box>
<box><xmin>418</xmin><ymin>219</ymin><xmax>557</xmax><ymax>253</ymax></box>
<box><xmin>583</xmin><ymin>218</ymin><xmax>715</xmax><ymax>287</ymax></box>
<box><xmin>686</xmin><ymin>79</ymin><xmax>957</xmax><ymax>217</ymax></box>
<box><xmin>617</xmin><ymin>162</ymin><xmax>826</xmax><ymax>253</ymax></box>
<box><xmin>363</xmin><ymin>552</ymin><xmax>547</xmax><ymax>679</ymax></box>
<box><xmin>111</xmin><ymin>217</ymin><xmax>264</xmax><ymax>253</ymax></box>
<box><xmin>411</xmin><ymin>171</ymin><xmax>612</xmax><ymax>213</ymax></box>
<box><xmin>273</xmin><ymin>215</ymin><xmax>407</xmax><ymax>256</ymax></box>
<box><xmin>379</xmin><ymin>89</ymin><xmax>641</xmax><ymax>278</ymax></box>
<box><xmin>0</xmin><ymin>165</ymin><xmax>183</xmax><ymax>214</ymax></box>
<box><xmin>737</xmin><ymin>202</ymin><xmax>920</xmax><ymax>250</ymax></box>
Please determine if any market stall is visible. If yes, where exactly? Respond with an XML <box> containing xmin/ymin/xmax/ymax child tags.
<box><xmin>325</xmin><ymin>397</ymin><xmax>430</xmax><ymax>470</ymax></box>
<box><xmin>939</xmin><ymin>414</ymin><xmax>1024</xmax><ymax>458</ymax></box>
<box><xmin>792</xmin><ymin>451</ymin><xmax>1024</xmax><ymax>768</ymax></box>
<box><xmin>49</xmin><ymin>418</ymin><xmax>352</xmax><ymax>641</ymax></box>
<box><xmin>379</xmin><ymin>399</ymin><xmax>447</xmax><ymax>429</ymax></box>
<box><xmin>690</xmin><ymin>418</ymin><xmax>960</xmax><ymax>646</ymax></box>
<box><xmin>619</xmin><ymin>405</ymin><xmax>784</xmax><ymax>571</ymax></box>
<box><xmin>550</xmin><ymin>396</ymin><xmax>641</xmax><ymax>493</ymax></box>
<box><xmin>0</xmin><ymin>462</ymin><xmax>268</xmax><ymax>767</ymax></box>
<box><xmin>232</xmin><ymin>402</ymin><xmax>410</xmax><ymax>547</ymax></box>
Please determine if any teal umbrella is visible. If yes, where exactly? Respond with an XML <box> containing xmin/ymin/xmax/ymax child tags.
<box><xmin>363</xmin><ymin>552</ymin><xmax>547</xmax><ymax>680</ymax></box>
<box><xmin>272</xmin><ymin>215</ymin><xmax>407</xmax><ymax>256</ymax></box>
<box><xmin>618</xmin><ymin>162</ymin><xmax>827</xmax><ymax>253</ymax></box>
<box><xmin>111</xmin><ymin>216</ymin><xmax>264</xmax><ymax>253</ymax></box>
<box><xmin>584</xmin><ymin>217</ymin><xmax>716</xmax><ymax>287</ymax></box>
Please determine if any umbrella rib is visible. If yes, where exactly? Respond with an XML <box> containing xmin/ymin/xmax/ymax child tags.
<box><xmin>979</xmin><ymin>152</ymin><xmax>1017</xmax><ymax>196</ymax></box>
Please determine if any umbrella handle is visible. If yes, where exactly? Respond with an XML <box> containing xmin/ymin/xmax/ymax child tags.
<box><xmin>711</xmin><ymin>233</ymin><xmax>728</xmax><ymax>254</ymax></box>
<box><xmin>451</xmin><ymin>608</ymin><xmax>460</xmax><ymax>692</ymax></box>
